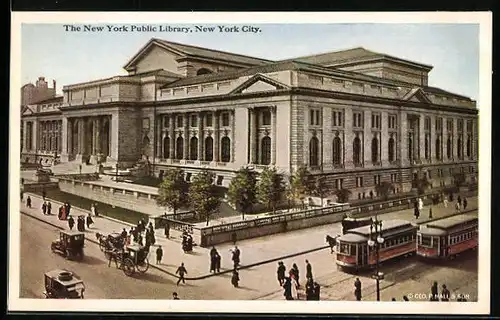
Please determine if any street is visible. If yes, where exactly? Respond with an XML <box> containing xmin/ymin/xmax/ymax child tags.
<box><xmin>21</xmin><ymin>212</ymin><xmax>477</xmax><ymax>301</ymax></box>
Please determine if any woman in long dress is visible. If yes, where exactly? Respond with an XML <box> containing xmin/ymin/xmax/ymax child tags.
<box><xmin>290</xmin><ymin>274</ymin><xmax>299</xmax><ymax>300</ymax></box>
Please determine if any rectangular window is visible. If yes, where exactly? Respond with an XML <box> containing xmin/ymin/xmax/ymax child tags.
<box><xmin>163</xmin><ymin>115</ymin><xmax>169</xmax><ymax>128</ymax></box>
<box><xmin>356</xmin><ymin>177</ymin><xmax>364</xmax><ymax>187</ymax></box>
<box><xmin>353</xmin><ymin>111</ymin><xmax>363</xmax><ymax>128</ymax></box>
<box><xmin>436</xmin><ymin>118</ymin><xmax>443</xmax><ymax>131</ymax></box>
<box><xmin>371</xmin><ymin>113</ymin><xmax>381</xmax><ymax>129</ymax></box>
<box><xmin>206</xmin><ymin>113</ymin><xmax>213</xmax><ymax>127</ymax></box>
<box><xmin>447</xmin><ymin>119</ymin><xmax>453</xmax><ymax>132</ymax></box>
<box><xmin>332</xmin><ymin>110</ymin><xmax>344</xmax><ymax>127</ymax></box>
<box><xmin>262</xmin><ymin>110</ymin><xmax>271</xmax><ymax>126</ymax></box>
<box><xmin>222</xmin><ymin>112</ymin><xmax>230</xmax><ymax>127</ymax></box>
<box><xmin>310</xmin><ymin>108</ymin><xmax>321</xmax><ymax>126</ymax></box>
<box><xmin>191</xmin><ymin>114</ymin><xmax>198</xmax><ymax>127</ymax></box>
<box><xmin>458</xmin><ymin>119</ymin><xmax>463</xmax><ymax>132</ymax></box>
<box><xmin>467</xmin><ymin>120</ymin><xmax>473</xmax><ymax>132</ymax></box>
<box><xmin>374</xmin><ymin>175</ymin><xmax>381</xmax><ymax>185</ymax></box>
<box><xmin>176</xmin><ymin>115</ymin><xmax>183</xmax><ymax>128</ymax></box>
<box><xmin>425</xmin><ymin>117</ymin><xmax>431</xmax><ymax>131</ymax></box>
<box><xmin>388</xmin><ymin>115</ymin><xmax>397</xmax><ymax>130</ymax></box>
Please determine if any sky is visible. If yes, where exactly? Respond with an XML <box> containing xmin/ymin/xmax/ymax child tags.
<box><xmin>21</xmin><ymin>23</ymin><xmax>479</xmax><ymax>100</ymax></box>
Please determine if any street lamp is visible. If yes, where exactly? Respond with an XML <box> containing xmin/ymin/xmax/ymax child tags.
<box><xmin>367</xmin><ymin>218</ymin><xmax>385</xmax><ymax>301</ymax></box>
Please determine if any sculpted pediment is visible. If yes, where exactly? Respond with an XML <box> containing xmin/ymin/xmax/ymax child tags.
<box><xmin>403</xmin><ymin>87</ymin><xmax>432</xmax><ymax>104</ymax></box>
<box><xmin>229</xmin><ymin>74</ymin><xmax>289</xmax><ymax>95</ymax></box>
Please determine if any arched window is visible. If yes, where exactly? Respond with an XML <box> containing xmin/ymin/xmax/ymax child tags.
<box><xmin>447</xmin><ymin>137</ymin><xmax>452</xmax><ymax>159</ymax></box>
<box><xmin>467</xmin><ymin>136</ymin><xmax>472</xmax><ymax>158</ymax></box>
<box><xmin>309</xmin><ymin>137</ymin><xmax>319</xmax><ymax>166</ymax></box>
<box><xmin>205</xmin><ymin>137</ymin><xmax>214</xmax><ymax>161</ymax></box>
<box><xmin>457</xmin><ymin>137</ymin><xmax>462</xmax><ymax>158</ymax></box>
<box><xmin>388</xmin><ymin>137</ymin><xmax>395</xmax><ymax>162</ymax></box>
<box><xmin>436</xmin><ymin>138</ymin><xmax>441</xmax><ymax>160</ymax></box>
<box><xmin>190</xmin><ymin>137</ymin><xmax>198</xmax><ymax>160</ymax></box>
<box><xmin>371</xmin><ymin>137</ymin><xmax>379</xmax><ymax>164</ymax></box>
<box><xmin>260</xmin><ymin>136</ymin><xmax>271</xmax><ymax>165</ymax></box>
<box><xmin>176</xmin><ymin>137</ymin><xmax>184</xmax><ymax>159</ymax></box>
<box><xmin>424</xmin><ymin>135</ymin><xmax>429</xmax><ymax>160</ymax></box>
<box><xmin>196</xmin><ymin>68</ymin><xmax>213</xmax><ymax>76</ymax></box>
<box><xmin>353</xmin><ymin>137</ymin><xmax>361</xmax><ymax>165</ymax></box>
<box><xmin>408</xmin><ymin>136</ymin><xmax>413</xmax><ymax>161</ymax></box>
<box><xmin>221</xmin><ymin>137</ymin><xmax>231</xmax><ymax>162</ymax></box>
<box><xmin>163</xmin><ymin>137</ymin><xmax>170</xmax><ymax>159</ymax></box>
<box><xmin>332</xmin><ymin>137</ymin><xmax>342</xmax><ymax>165</ymax></box>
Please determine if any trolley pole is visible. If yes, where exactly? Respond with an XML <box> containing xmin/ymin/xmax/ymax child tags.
<box><xmin>368</xmin><ymin>219</ymin><xmax>384</xmax><ymax>301</ymax></box>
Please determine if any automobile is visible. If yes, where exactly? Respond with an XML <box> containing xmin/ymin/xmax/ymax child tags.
<box><xmin>51</xmin><ymin>230</ymin><xmax>85</xmax><ymax>260</ymax></box>
<box><xmin>43</xmin><ymin>269</ymin><xmax>85</xmax><ymax>299</ymax></box>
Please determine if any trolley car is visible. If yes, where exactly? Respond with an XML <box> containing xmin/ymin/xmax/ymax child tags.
<box><xmin>417</xmin><ymin>213</ymin><xmax>478</xmax><ymax>259</ymax></box>
<box><xmin>336</xmin><ymin>219</ymin><xmax>417</xmax><ymax>271</ymax></box>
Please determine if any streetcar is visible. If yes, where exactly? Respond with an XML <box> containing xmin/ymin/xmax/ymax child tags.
<box><xmin>417</xmin><ymin>213</ymin><xmax>478</xmax><ymax>259</ymax></box>
<box><xmin>336</xmin><ymin>219</ymin><xmax>417</xmax><ymax>271</ymax></box>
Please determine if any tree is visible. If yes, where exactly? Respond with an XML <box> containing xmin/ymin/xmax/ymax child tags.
<box><xmin>289</xmin><ymin>166</ymin><xmax>312</xmax><ymax>209</ymax></box>
<box><xmin>413</xmin><ymin>176</ymin><xmax>431</xmax><ymax>195</ymax></box>
<box><xmin>190</xmin><ymin>170</ymin><xmax>222</xmax><ymax>226</ymax></box>
<box><xmin>335</xmin><ymin>188</ymin><xmax>351</xmax><ymax>203</ymax></box>
<box><xmin>314</xmin><ymin>176</ymin><xmax>328</xmax><ymax>206</ymax></box>
<box><xmin>453</xmin><ymin>172</ymin><xmax>466</xmax><ymax>189</ymax></box>
<box><xmin>227</xmin><ymin>167</ymin><xmax>258</xmax><ymax>220</ymax></box>
<box><xmin>375</xmin><ymin>181</ymin><xmax>394</xmax><ymax>201</ymax></box>
<box><xmin>156</xmin><ymin>168</ymin><xmax>189</xmax><ymax>216</ymax></box>
<box><xmin>257</xmin><ymin>167</ymin><xmax>285</xmax><ymax>214</ymax></box>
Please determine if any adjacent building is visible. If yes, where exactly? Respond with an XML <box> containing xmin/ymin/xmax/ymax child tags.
<box><xmin>21</xmin><ymin>38</ymin><xmax>478</xmax><ymax>198</ymax></box>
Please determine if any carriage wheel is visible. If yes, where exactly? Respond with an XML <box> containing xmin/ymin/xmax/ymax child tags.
<box><xmin>136</xmin><ymin>257</ymin><xmax>149</xmax><ymax>273</ymax></box>
<box><xmin>122</xmin><ymin>258</ymin><xmax>135</xmax><ymax>276</ymax></box>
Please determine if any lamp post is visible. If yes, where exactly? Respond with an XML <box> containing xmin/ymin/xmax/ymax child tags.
<box><xmin>367</xmin><ymin>218</ymin><xmax>384</xmax><ymax>301</ymax></box>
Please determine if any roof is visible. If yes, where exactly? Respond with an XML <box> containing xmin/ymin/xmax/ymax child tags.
<box><xmin>32</xmin><ymin>96</ymin><xmax>63</xmax><ymax>105</ymax></box>
<box><xmin>424</xmin><ymin>213</ymin><xmax>478</xmax><ymax>230</ymax></box>
<box><xmin>338</xmin><ymin>232</ymin><xmax>368</xmax><ymax>243</ymax></box>
<box><xmin>350</xmin><ymin>219</ymin><xmax>416</xmax><ymax>237</ymax></box>
<box><xmin>280</xmin><ymin>47</ymin><xmax>433</xmax><ymax>70</ymax></box>
<box><xmin>423</xmin><ymin>86</ymin><xmax>474</xmax><ymax>101</ymax></box>
<box><xmin>418</xmin><ymin>226</ymin><xmax>447</xmax><ymax>236</ymax></box>
<box><xmin>130</xmin><ymin>68</ymin><xmax>183</xmax><ymax>79</ymax></box>
<box><xmin>44</xmin><ymin>269</ymin><xmax>84</xmax><ymax>286</ymax></box>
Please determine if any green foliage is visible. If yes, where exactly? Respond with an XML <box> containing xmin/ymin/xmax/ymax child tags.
<box><xmin>375</xmin><ymin>181</ymin><xmax>394</xmax><ymax>200</ymax></box>
<box><xmin>413</xmin><ymin>176</ymin><xmax>431</xmax><ymax>195</ymax></box>
<box><xmin>257</xmin><ymin>167</ymin><xmax>285</xmax><ymax>214</ymax></box>
<box><xmin>156</xmin><ymin>168</ymin><xmax>189</xmax><ymax>215</ymax></box>
<box><xmin>227</xmin><ymin>167</ymin><xmax>258</xmax><ymax>218</ymax></box>
<box><xmin>314</xmin><ymin>176</ymin><xmax>328</xmax><ymax>204</ymax></box>
<box><xmin>453</xmin><ymin>173</ymin><xmax>466</xmax><ymax>188</ymax></box>
<box><xmin>288</xmin><ymin>166</ymin><xmax>312</xmax><ymax>208</ymax></box>
<box><xmin>190</xmin><ymin>170</ymin><xmax>222</xmax><ymax>226</ymax></box>
<box><xmin>335</xmin><ymin>188</ymin><xmax>351</xmax><ymax>203</ymax></box>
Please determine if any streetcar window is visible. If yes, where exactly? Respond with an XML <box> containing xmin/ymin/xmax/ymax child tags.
<box><xmin>339</xmin><ymin>243</ymin><xmax>351</xmax><ymax>255</ymax></box>
<box><xmin>432</xmin><ymin>237</ymin><xmax>439</xmax><ymax>248</ymax></box>
<box><xmin>421</xmin><ymin>236</ymin><xmax>432</xmax><ymax>247</ymax></box>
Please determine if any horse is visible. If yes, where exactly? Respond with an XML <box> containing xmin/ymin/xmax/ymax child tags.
<box><xmin>325</xmin><ymin>235</ymin><xmax>338</xmax><ymax>254</ymax></box>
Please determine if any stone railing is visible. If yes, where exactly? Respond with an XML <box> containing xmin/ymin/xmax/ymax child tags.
<box><xmin>54</xmin><ymin>173</ymin><xmax>101</xmax><ymax>181</ymax></box>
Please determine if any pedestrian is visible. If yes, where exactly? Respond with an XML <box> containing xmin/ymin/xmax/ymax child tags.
<box><xmin>148</xmin><ymin>222</ymin><xmax>154</xmax><ymax>234</ymax></box>
<box><xmin>68</xmin><ymin>216</ymin><xmax>75</xmax><ymax>230</ymax></box>
<box><xmin>121</xmin><ymin>228</ymin><xmax>127</xmax><ymax>239</ymax></box>
<box><xmin>210</xmin><ymin>247</ymin><xmax>217</xmax><ymax>273</ymax></box>
<box><xmin>291</xmin><ymin>263</ymin><xmax>300</xmax><ymax>287</ymax></box>
<box><xmin>443</xmin><ymin>198</ymin><xmax>448</xmax><ymax>208</ymax></box>
<box><xmin>215</xmin><ymin>253</ymin><xmax>221</xmax><ymax>273</ymax></box>
<box><xmin>231</xmin><ymin>232</ymin><xmax>237</xmax><ymax>245</ymax></box>
<box><xmin>138</xmin><ymin>233</ymin><xmax>144</xmax><ymax>246</ymax></box>
<box><xmin>66</xmin><ymin>202</ymin><xmax>71</xmax><ymax>216</ymax></box>
<box><xmin>457</xmin><ymin>195</ymin><xmax>462</xmax><ymax>207</ymax></box>
<box><xmin>418</xmin><ymin>198</ymin><xmax>424</xmax><ymax>211</ymax></box>
<box><xmin>277</xmin><ymin>261</ymin><xmax>286</xmax><ymax>286</ymax></box>
<box><xmin>430</xmin><ymin>281</ymin><xmax>439</xmax><ymax>301</ymax></box>
<box><xmin>231</xmin><ymin>269</ymin><xmax>240</xmax><ymax>288</ymax></box>
<box><xmin>429</xmin><ymin>206</ymin><xmax>433</xmax><ymax>219</ymax></box>
<box><xmin>42</xmin><ymin>189</ymin><xmax>46</xmax><ymax>200</ymax></box>
<box><xmin>41</xmin><ymin>201</ymin><xmax>47</xmax><ymax>215</ymax></box>
<box><xmin>414</xmin><ymin>207</ymin><xmax>420</xmax><ymax>219</ymax></box>
<box><xmin>290</xmin><ymin>273</ymin><xmax>299</xmax><ymax>299</ymax></box>
<box><xmin>449</xmin><ymin>193</ymin><xmax>454</xmax><ymax>202</ymax></box>
<box><xmin>403</xmin><ymin>295</ymin><xmax>409</xmax><ymax>301</ymax></box>
<box><xmin>354</xmin><ymin>277</ymin><xmax>362</xmax><ymax>301</ymax></box>
<box><xmin>455</xmin><ymin>201</ymin><xmax>461</xmax><ymax>212</ymax></box>
<box><xmin>47</xmin><ymin>201</ymin><xmax>52</xmax><ymax>215</ymax></box>
<box><xmin>94</xmin><ymin>204</ymin><xmax>99</xmax><ymax>217</ymax></box>
<box><xmin>391</xmin><ymin>298</ymin><xmax>396</xmax><ymax>301</ymax></box>
<box><xmin>441</xmin><ymin>284</ymin><xmax>450</xmax><ymax>301</ymax></box>
<box><xmin>305</xmin><ymin>259</ymin><xmax>313</xmax><ymax>281</ymax></box>
<box><xmin>176</xmin><ymin>262</ymin><xmax>187</xmax><ymax>286</ymax></box>
<box><xmin>164</xmin><ymin>223</ymin><xmax>170</xmax><ymax>239</ymax></box>
<box><xmin>86</xmin><ymin>213</ymin><xmax>94</xmax><ymax>229</ymax></box>
<box><xmin>156</xmin><ymin>246</ymin><xmax>163</xmax><ymax>265</ymax></box>
<box><xmin>91</xmin><ymin>203</ymin><xmax>96</xmax><ymax>216</ymax></box>
<box><xmin>305</xmin><ymin>277</ymin><xmax>314</xmax><ymax>300</ymax></box>
<box><xmin>231</xmin><ymin>246</ymin><xmax>241</xmax><ymax>269</ymax></box>
<box><xmin>172</xmin><ymin>292</ymin><xmax>180</xmax><ymax>300</ymax></box>
<box><xmin>26</xmin><ymin>196</ymin><xmax>31</xmax><ymax>208</ymax></box>
<box><xmin>283</xmin><ymin>277</ymin><xmax>293</xmax><ymax>300</ymax></box>
<box><xmin>463</xmin><ymin>198</ymin><xmax>468</xmax><ymax>210</ymax></box>
<box><xmin>313</xmin><ymin>282</ymin><xmax>320</xmax><ymax>300</ymax></box>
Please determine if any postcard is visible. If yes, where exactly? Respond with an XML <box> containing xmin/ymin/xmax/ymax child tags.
<box><xmin>9</xmin><ymin>11</ymin><xmax>491</xmax><ymax>315</ymax></box>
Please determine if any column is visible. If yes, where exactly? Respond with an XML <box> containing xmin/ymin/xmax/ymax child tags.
<box><xmin>271</xmin><ymin>106</ymin><xmax>277</xmax><ymax>165</ymax></box>
<box><xmin>61</xmin><ymin>117</ymin><xmax>69</xmax><ymax>162</ymax></box>
<box><xmin>419</xmin><ymin>115</ymin><xmax>425</xmax><ymax>162</ymax></box>
<box><xmin>430</xmin><ymin>115</ymin><xmax>436</xmax><ymax>163</ymax></box>
<box><xmin>96</xmin><ymin>117</ymin><xmax>103</xmax><ymax>162</ymax></box>
<box><xmin>156</xmin><ymin>116</ymin><xmax>162</xmax><ymax>159</ymax></box>
<box><xmin>399</xmin><ymin>111</ymin><xmax>408</xmax><ymax>166</ymax></box>
<box><xmin>249</xmin><ymin>108</ymin><xmax>256</xmax><ymax>163</ymax></box>
<box><xmin>442</xmin><ymin>119</ymin><xmax>449</xmax><ymax>162</ymax></box>
<box><xmin>169</xmin><ymin>114</ymin><xmax>175</xmax><ymax>158</ymax></box>
<box><xmin>452</xmin><ymin>118</ymin><xmax>458</xmax><ymax>160</ymax></box>
<box><xmin>22</xmin><ymin>120</ymin><xmax>28</xmax><ymax>152</ymax></box>
<box><xmin>214</xmin><ymin>110</ymin><xmax>220</xmax><ymax>162</ymax></box>
<box><xmin>183</xmin><ymin>113</ymin><xmax>189</xmax><ymax>160</ymax></box>
<box><xmin>381</xmin><ymin>112</ymin><xmax>389</xmax><ymax>166</ymax></box>
<box><xmin>75</xmin><ymin>118</ymin><xmax>87</xmax><ymax>163</ymax></box>
<box><xmin>363</xmin><ymin>110</ymin><xmax>371</xmax><ymax>166</ymax></box>
<box><xmin>198</xmin><ymin>112</ymin><xmax>204</xmax><ymax>161</ymax></box>
<box><xmin>322</xmin><ymin>107</ymin><xmax>332</xmax><ymax>168</ymax></box>
<box><xmin>90</xmin><ymin>118</ymin><xmax>98</xmax><ymax>164</ymax></box>
<box><xmin>344</xmin><ymin>108</ymin><xmax>354</xmax><ymax>169</ymax></box>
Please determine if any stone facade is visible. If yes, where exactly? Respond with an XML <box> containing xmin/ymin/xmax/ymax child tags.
<box><xmin>21</xmin><ymin>39</ymin><xmax>478</xmax><ymax>195</ymax></box>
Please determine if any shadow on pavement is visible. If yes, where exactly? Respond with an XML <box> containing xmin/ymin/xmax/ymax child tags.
<box><xmin>81</xmin><ymin>255</ymin><xmax>106</xmax><ymax>266</ymax></box>
<box><xmin>136</xmin><ymin>272</ymin><xmax>176</xmax><ymax>284</ymax></box>
<box><xmin>236</xmin><ymin>286</ymin><xmax>258</xmax><ymax>292</ymax></box>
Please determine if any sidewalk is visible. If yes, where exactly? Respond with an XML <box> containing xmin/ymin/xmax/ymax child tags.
<box><xmin>21</xmin><ymin>192</ymin><xmax>478</xmax><ymax>281</ymax></box>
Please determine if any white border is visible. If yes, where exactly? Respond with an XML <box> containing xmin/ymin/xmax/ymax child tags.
<box><xmin>9</xmin><ymin>11</ymin><xmax>492</xmax><ymax>314</ymax></box>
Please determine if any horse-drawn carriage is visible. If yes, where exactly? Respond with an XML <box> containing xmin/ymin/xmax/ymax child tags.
<box><xmin>106</xmin><ymin>244</ymin><xmax>150</xmax><ymax>277</ymax></box>
<box><xmin>51</xmin><ymin>230</ymin><xmax>85</xmax><ymax>260</ymax></box>
<box><xmin>96</xmin><ymin>232</ymin><xmax>125</xmax><ymax>252</ymax></box>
